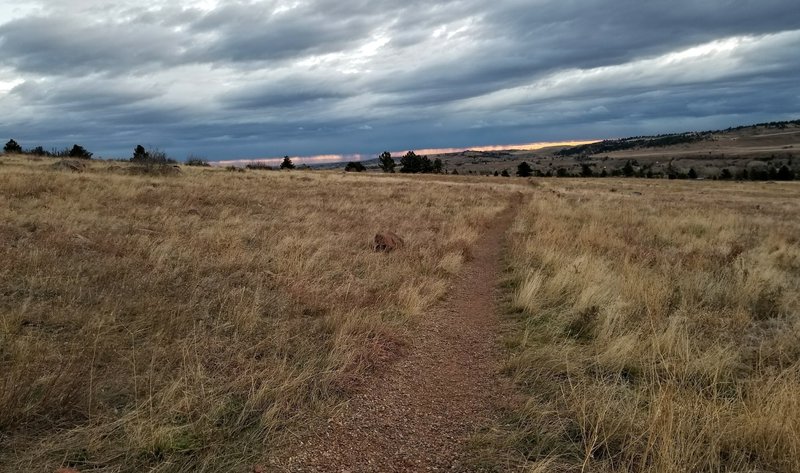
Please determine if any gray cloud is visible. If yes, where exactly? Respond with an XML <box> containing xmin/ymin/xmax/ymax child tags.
<box><xmin>0</xmin><ymin>0</ymin><xmax>798</xmax><ymax>159</ymax></box>
<box><xmin>220</xmin><ymin>74</ymin><xmax>357</xmax><ymax>109</ymax></box>
<box><xmin>187</xmin><ymin>2</ymin><xmax>376</xmax><ymax>63</ymax></box>
<box><xmin>0</xmin><ymin>15</ymin><xmax>186</xmax><ymax>75</ymax></box>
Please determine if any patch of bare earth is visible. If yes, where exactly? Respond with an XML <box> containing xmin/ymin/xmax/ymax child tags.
<box><xmin>274</xmin><ymin>202</ymin><xmax>519</xmax><ymax>472</ymax></box>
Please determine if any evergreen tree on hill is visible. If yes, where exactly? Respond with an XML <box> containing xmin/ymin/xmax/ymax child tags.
<box><xmin>131</xmin><ymin>144</ymin><xmax>149</xmax><ymax>162</ymax></box>
<box><xmin>4</xmin><ymin>139</ymin><xmax>22</xmax><ymax>154</ymax></box>
<box><xmin>378</xmin><ymin>151</ymin><xmax>395</xmax><ymax>173</ymax></box>
<box><xmin>280</xmin><ymin>156</ymin><xmax>295</xmax><ymax>169</ymax></box>
<box><xmin>400</xmin><ymin>151</ymin><xmax>435</xmax><ymax>173</ymax></box>
<box><xmin>69</xmin><ymin>144</ymin><xmax>93</xmax><ymax>159</ymax></box>
<box><xmin>517</xmin><ymin>161</ymin><xmax>533</xmax><ymax>177</ymax></box>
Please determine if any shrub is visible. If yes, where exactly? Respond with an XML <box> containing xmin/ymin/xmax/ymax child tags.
<box><xmin>344</xmin><ymin>161</ymin><xmax>366</xmax><ymax>172</ymax></box>
<box><xmin>776</xmin><ymin>165</ymin><xmax>795</xmax><ymax>181</ymax></box>
<box><xmin>130</xmin><ymin>145</ymin><xmax>174</xmax><ymax>164</ymax></box>
<box><xmin>185</xmin><ymin>155</ymin><xmax>211</xmax><ymax>167</ymax></box>
<box><xmin>4</xmin><ymin>139</ymin><xmax>22</xmax><ymax>154</ymax></box>
<box><xmin>49</xmin><ymin>147</ymin><xmax>73</xmax><ymax>157</ymax></box>
<box><xmin>30</xmin><ymin>146</ymin><xmax>49</xmax><ymax>156</ymax></box>
<box><xmin>245</xmin><ymin>162</ymin><xmax>273</xmax><ymax>171</ymax></box>
<box><xmin>52</xmin><ymin>159</ymin><xmax>88</xmax><ymax>173</ymax></box>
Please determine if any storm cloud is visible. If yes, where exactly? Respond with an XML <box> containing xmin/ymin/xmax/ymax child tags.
<box><xmin>0</xmin><ymin>0</ymin><xmax>798</xmax><ymax>160</ymax></box>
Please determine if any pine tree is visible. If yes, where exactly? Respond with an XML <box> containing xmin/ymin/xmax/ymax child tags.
<box><xmin>131</xmin><ymin>145</ymin><xmax>149</xmax><ymax>162</ymax></box>
<box><xmin>280</xmin><ymin>156</ymin><xmax>295</xmax><ymax>169</ymax></box>
<box><xmin>622</xmin><ymin>160</ymin><xmax>635</xmax><ymax>177</ymax></box>
<box><xmin>69</xmin><ymin>144</ymin><xmax>93</xmax><ymax>159</ymax></box>
<box><xmin>4</xmin><ymin>139</ymin><xmax>22</xmax><ymax>154</ymax></box>
<box><xmin>400</xmin><ymin>151</ymin><xmax>421</xmax><ymax>173</ymax></box>
<box><xmin>378</xmin><ymin>151</ymin><xmax>395</xmax><ymax>173</ymax></box>
<box><xmin>516</xmin><ymin>161</ymin><xmax>533</xmax><ymax>177</ymax></box>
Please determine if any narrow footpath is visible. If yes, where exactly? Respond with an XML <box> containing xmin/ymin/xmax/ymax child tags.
<box><xmin>279</xmin><ymin>201</ymin><xmax>519</xmax><ymax>472</ymax></box>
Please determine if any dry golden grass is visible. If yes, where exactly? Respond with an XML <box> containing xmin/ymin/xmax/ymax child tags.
<box><xmin>6</xmin><ymin>153</ymin><xmax>799</xmax><ymax>472</ymax></box>
<box><xmin>499</xmin><ymin>179</ymin><xmax>800</xmax><ymax>472</ymax></box>
<box><xmin>0</xmin><ymin>155</ymin><xmax>513</xmax><ymax>472</ymax></box>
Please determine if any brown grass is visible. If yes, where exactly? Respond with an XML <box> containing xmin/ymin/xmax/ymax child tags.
<box><xmin>497</xmin><ymin>179</ymin><xmax>800</xmax><ymax>472</ymax></box>
<box><xmin>0</xmin><ymin>155</ymin><xmax>513</xmax><ymax>472</ymax></box>
<box><xmin>6</xmin><ymin>154</ymin><xmax>798</xmax><ymax>472</ymax></box>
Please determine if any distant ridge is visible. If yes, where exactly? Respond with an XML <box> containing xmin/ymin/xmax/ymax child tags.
<box><xmin>557</xmin><ymin>118</ymin><xmax>800</xmax><ymax>156</ymax></box>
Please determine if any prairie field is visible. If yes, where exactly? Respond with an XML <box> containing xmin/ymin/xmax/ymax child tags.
<box><xmin>2</xmin><ymin>156</ymin><xmax>799</xmax><ymax>473</ymax></box>
<box><xmin>0</xmin><ymin>156</ymin><xmax>512</xmax><ymax>471</ymax></box>
<box><xmin>499</xmin><ymin>179</ymin><xmax>800</xmax><ymax>472</ymax></box>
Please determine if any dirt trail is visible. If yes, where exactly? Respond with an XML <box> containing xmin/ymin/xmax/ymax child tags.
<box><xmin>277</xmin><ymin>201</ymin><xmax>519</xmax><ymax>472</ymax></box>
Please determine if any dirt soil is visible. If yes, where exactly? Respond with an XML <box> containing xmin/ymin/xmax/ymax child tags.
<box><xmin>274</xmin><ymin>200</ymin><xmax>519</xmax><ymax>472</ymax></box>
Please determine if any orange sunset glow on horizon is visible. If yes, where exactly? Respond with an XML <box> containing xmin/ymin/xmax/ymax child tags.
<box><xmin>214</xmin><ymin>139</ymin><xmax>600</xmax><ymax>166</ymax></box>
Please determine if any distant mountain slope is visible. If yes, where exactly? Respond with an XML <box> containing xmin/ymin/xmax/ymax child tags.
<box><xmin>557</xmin><ymin>119</ymin><xmax>800</xmax><ymax>157</ymax></box>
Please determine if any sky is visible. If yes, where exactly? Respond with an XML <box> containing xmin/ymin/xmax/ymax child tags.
<box><xmin>1</xmin><ymin>0</ymin><xmax>799</xmax><ymax>162</ymax></box>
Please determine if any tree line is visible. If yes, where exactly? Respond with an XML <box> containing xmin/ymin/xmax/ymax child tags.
<box><xmin>345</xmin><ymin>151</ymin><xmax>443</xmax><ymax>173</ymax></box>
<box><xmin>513</xmin><ymin>160</ymin><xmax>796</xmax><ymax>180</ymax></box>
<box><xmin>3</xmin><ymin>139</ymin><xmax>93</xmax><ymax>159</ymax></box>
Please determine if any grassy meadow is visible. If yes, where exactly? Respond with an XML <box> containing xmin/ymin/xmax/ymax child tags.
<box><xmin>2</xmin><ymin>155</ymin><xmax>799</xmax><ymax>472</ymax></box>
<box><xmin>499</xmin><ymin>179</ymin><xmax>800</xmax><ymax>472</ymax></box>
<box><xmin>0</xmin><ymin>156</ymin><xmax>512</xmax><ymax>471</ymax></box>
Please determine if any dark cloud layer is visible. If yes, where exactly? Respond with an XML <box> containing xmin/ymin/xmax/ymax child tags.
<box><xmin>0</xmin><ymin>0</ymin><xmax>798</xmax><ymax>160</ymax></box>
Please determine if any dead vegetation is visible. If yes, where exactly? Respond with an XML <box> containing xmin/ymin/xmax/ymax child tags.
<box><xmin>5</xmin><ymin>152</ymin><xmax>798</xmax><ymax>472</ymax></box>
<box><xmin>493</xmin><ymin>179</ymin><xmax>800</xmax><ymax>472</ymax></box>
<box><xmin>51</xmin><ymin>159</ymin><xmax>88</xmax><ymax>173</ymax></box>
<box><xmin>0</xmin><ymin>156</ymin><xmax>511</xmax><ymax>472</ymax></box>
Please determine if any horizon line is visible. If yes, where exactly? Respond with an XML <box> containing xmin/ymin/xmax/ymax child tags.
<box><xmin>212</xmin><ymin>139</ymin><xmax>600</xmax><ymax>167</ymax></box>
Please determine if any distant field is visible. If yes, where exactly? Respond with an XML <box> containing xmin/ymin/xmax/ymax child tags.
<box><xmin>0</xmin><ymin>156</ymin><xmax>512</xmax><ymax>472</ymax></box>
<box><xmin>494</xmin><ymin>178</ymin><xmax>800</xmax><ymax>472</ymax></box>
